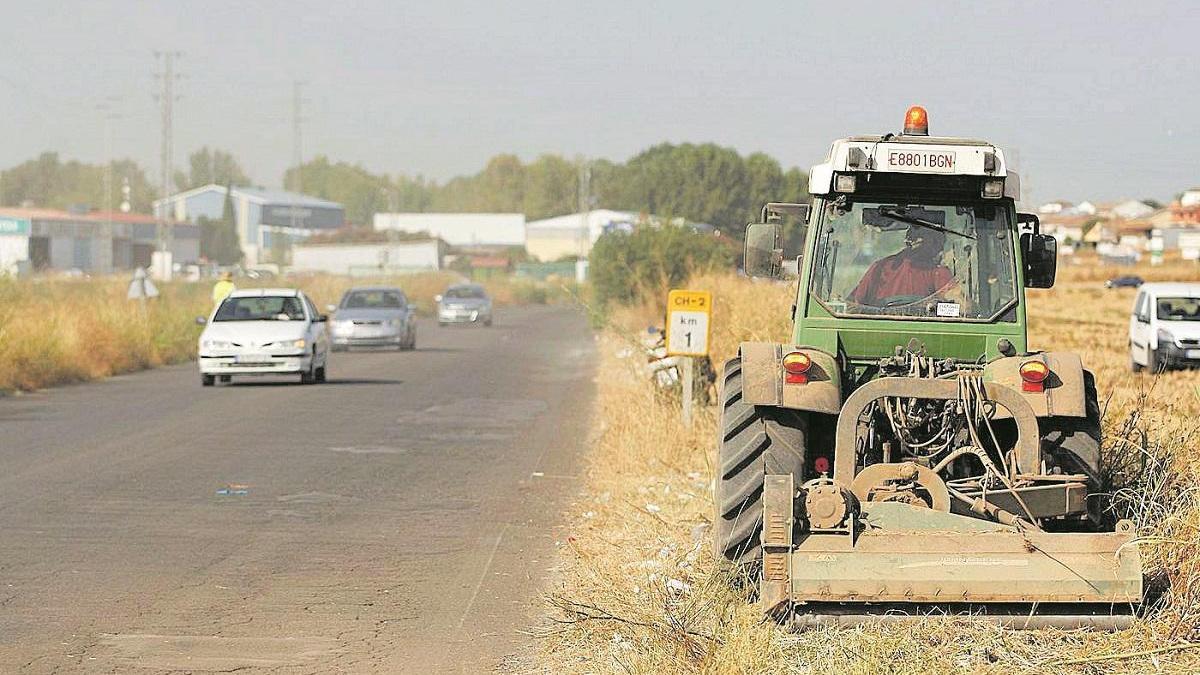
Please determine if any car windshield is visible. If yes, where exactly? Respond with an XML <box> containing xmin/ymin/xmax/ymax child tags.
<box><xmin>809</xmin><ymin>198</ymin><xmax>1018</xmax><ymax>320</ymax></box>
<box><xmin>1156</xmin><ymin>297</ymin><xmax>1200</xmax><ymax>321</ymax></box>
<box><xmin>214</xmin><ymin>296</ymin><xmax>307</xmax><ymax>321</ymax></box>
<box><xmin>341</xmin><ymin>290</ymin><xmax>405</xmax><ymax>309</ymax></box>
<box><xmin>445</xmin><ymin>287</ymin><xmax>486</xmax><ymax>299</ymax></box>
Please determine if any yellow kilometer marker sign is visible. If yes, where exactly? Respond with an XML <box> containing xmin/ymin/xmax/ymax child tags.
<box><xmin>665</xmin><ymin>289</ymin><xmax>712</xmax><ymax>357</ymax></box>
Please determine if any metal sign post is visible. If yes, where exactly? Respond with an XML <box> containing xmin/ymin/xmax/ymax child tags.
<box><xmin>665</xmin><ymin>289</ymin><xmax>712</xmax><ymax>428</ymax></box>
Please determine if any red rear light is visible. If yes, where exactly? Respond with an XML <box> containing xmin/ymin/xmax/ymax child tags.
<box><xmin>903</xmin><ymin>105</ymin><xmax>929</xmax><ymax>136</ymax></box>
<box><xmin>1019</xmin><ymin>360</ymin><xmax>1049</xmax><ymax>392</ymax></box>
<box><xmin>813</xmin><ymin>456</ymin><xmax>831</xmax><ymax>475</ymax></box>
<box><xmin>782</xmin><ymin>351</ymin><xmax>812</xmax><ymax>384</ymax></box>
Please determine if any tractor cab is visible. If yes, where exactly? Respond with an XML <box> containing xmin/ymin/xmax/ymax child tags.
<box><xmin>746</xmin><ymin>106</ymin><xmax>1058</xmax><ymax>363</ymax></box>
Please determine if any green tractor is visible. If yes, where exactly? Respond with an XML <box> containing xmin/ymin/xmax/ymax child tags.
<box><xmin>715</xmin><ymin>107</ymin><xmax>1142</xmax><ymax>627</ymax></box>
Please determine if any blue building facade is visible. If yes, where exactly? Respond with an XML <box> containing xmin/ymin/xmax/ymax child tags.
<box><xmin>154</xmin><ymin>185</ymin><xmax>344</xmax><ymax>264</ymax></box>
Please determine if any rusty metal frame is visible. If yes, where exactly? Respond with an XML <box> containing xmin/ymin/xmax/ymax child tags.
<box><xmin>760</xmin><ymin>473</ymin><xmax>794</xmax><ymax>615</ymax></box>
<box><xmin>832</xmin><ymin>377</ymin><xmax>1041</xmax><ymax>483</ymax></box>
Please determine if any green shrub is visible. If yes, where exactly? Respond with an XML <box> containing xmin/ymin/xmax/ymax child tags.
<box><xmin>589</xmin><ymin>224</ymin><xmax>736</xmax><ymax>309</ymax></box>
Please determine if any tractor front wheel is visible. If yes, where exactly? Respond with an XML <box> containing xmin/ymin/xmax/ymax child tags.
<box><xmin>714</xmin><ymin>357</ymin><xmax>808</xmax><ymax>567</ymax></box>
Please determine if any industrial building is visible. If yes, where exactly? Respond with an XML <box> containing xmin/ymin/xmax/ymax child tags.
<box><xmin>291</xmin><ymin>239</ymin><xmax>446</xmax><ymax>276</ymax></box>
<box><xmin>373</xmin><ymin>213</ymin><xmax>525</xmax><ymax>247</ymax></box>
<box><xmin>524</xmin><ymin>210</ymin><xmax>642</xmax><ymax>261</ymax></box>
<box><xmin>154</xmin><ymin>184</ymin><xmax>345</xmax><ymax>265</ymax></box>
<box><xmin>0</xmin><ymin>208</ymin><xmax>198</xmax><ymax>276</ymax></box>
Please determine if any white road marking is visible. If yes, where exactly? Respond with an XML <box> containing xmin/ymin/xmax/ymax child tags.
<box><xmin>457</xmin><ymin>524</ymin><xmax>509</xmax><ymax>629</ymax></box>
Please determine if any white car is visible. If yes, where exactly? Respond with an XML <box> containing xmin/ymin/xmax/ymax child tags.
<box><xmin>1129</xmin><ymin>282</ymin><xmax>1200</xmax><ymax>372</ymax></box>
<box><xmin>197</xmin><ymin>288</ymin><xmax>330</xmax><ymax>386</ymax></box>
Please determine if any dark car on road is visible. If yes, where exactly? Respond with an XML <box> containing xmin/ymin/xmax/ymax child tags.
<box><xmin>1106</xmin><ymin>275</ymin><xmax>1144</xmax><ymax>289</ymax></box>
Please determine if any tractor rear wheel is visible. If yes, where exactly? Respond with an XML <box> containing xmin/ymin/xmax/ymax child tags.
<box><xmin>714</xmin><ymin>357</ymin><xmax>807</xmax><ymax>566</ymax></box>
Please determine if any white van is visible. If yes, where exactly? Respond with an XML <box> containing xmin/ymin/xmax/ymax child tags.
<box><xmin>1129</xmin><ymin>282</ymin><xmax>1200</xmax><ymax>371</ymax></box>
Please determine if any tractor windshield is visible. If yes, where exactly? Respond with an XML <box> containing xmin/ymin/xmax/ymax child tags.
<box><xmin>809</xmin><ymin>198</ymin><xmax>1018</xmax><ymax>320</ymax></box>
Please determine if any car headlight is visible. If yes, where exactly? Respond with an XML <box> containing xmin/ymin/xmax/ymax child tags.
<box><xmin>203</xmin><ymin>339</ymin><xmax>232</xmax><ymax>349</ymax></box>
<box><xmin>280</xmin><ymin>338</ymin><xmax>307</xmax><ymax>349</ymax></box>
<box><xmin>1157</xmin><ymin>328</ymin><xmax>1177</xmax><ymax>347</ymax></box>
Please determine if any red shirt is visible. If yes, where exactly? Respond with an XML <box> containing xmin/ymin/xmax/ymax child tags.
<box><xmin>848</xmin><ymin>253</ymin><xmax>952</xmax><ymax>305</ymax></box>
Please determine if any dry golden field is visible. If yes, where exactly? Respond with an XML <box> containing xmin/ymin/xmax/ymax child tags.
<box><xmin>539</xmin><ymin>261</ymin><xmax>1200</xmax><ymax>673</ymax></box>
<box><xmin>0</xmin><ymin>271</ymin><xmax>560</xmax><ymax>393</ymax></box>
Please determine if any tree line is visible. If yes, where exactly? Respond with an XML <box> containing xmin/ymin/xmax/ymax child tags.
<box><xmin>288</xmin><ymin>143</ymin><xmax>807</xmax><ymax>230</ymax></box>
<box><xmin>0</xmin><ymin>143</ymin><xmax>808</xmax><ymax>231</ymax></box>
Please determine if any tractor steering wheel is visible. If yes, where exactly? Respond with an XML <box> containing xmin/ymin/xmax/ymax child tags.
<box><xmin>879</xmin><ymin>294</ymin><xmax>927</xmax><ymax>308</ymax></box>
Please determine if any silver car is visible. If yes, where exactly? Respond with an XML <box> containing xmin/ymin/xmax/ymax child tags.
<box><xmin>328</xmin><ymin>286</ymin><xmax>416</xmax><ymax>351</ymax></box>
<box><xmin>437</xmin><ymin>284</ymin><xmax>493</xmax><ymax>327</ymax></box>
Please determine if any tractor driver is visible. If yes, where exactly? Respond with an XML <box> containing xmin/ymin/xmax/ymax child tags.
<box><xmin>848</xmin><ymin>223</ymin><xmax>952</xmax><ymax>306</ymax></box>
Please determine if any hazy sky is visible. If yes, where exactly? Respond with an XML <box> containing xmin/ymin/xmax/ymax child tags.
<box><xmin>2</xmin><ymin>1</ymin><xmax>1196</xmax><ymax>205</ymax></box>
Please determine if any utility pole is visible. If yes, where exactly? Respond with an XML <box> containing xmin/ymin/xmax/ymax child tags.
<box><xmin>96</xmin><ymin>97</ymin><xmax>121</xmax><ymax>223</ymax></box>
<box><xmin>282</xmin><ymin>80</ymin><xmax>307</xmax><ymax>264</ymax></box>
<box><xmin>577</xmin><ymin>157</ymin><xmax>591</xmax><ymax>257</ymax></box>
<box><xmin>153</xmin><ymin>51</ymin><xmax>182</xmax><ymax>266</ymax></box>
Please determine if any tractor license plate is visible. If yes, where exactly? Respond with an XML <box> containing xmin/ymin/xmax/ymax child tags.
<box><xmin>885</xmin><ymin>149</ymin><xmax>957</xmax><ymax>173</ymax></box>
<box><xmin>1186</xmin><ymin>349</ymin><xmax>1200</xmax><ymax>359</ymax></box>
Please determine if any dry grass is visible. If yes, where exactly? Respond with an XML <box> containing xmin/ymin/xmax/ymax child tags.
<box><xmin>0</xmin><ymin>272</ymin><xmax>562</xmax><ymax>394</ymax></box>
<box><xmin>539</xmin><ymin>260</ymin><xmax>1200</xmax><ymax>673</ymax></box>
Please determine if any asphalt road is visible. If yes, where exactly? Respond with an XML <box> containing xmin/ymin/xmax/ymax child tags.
<box><xmin>0</xmin><ymin>305</ymin><xmax>595</xmax><ymax>673</ymax></box>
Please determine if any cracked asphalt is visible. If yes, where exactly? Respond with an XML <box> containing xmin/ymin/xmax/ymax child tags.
<box><xmin>0</xmin><ymin>306</ymin><xmax>595</xmax><ymax>673</ymax></box>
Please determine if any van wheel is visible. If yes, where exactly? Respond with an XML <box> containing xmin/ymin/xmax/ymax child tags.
<box><xmin>201</xmin><ymin>374</ymin><xmax>215</xmax><ymax>387</ymax></box>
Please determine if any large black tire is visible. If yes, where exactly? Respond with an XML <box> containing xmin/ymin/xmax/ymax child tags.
<box><xmin>714</xmin><ymin>357</ymin><xmax>808</xmax><ymax>565</ymax></box>
<box><xmin>1039</xmin><ymin>370</ymin><xmax>1102</xmax><ymax>487</ymax></box>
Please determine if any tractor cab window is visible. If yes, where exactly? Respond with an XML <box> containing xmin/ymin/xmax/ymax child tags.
<box><xmin>809</xmin><ymin>199</ymin><xmax>1018</xmax><ymax>320</ymax></box>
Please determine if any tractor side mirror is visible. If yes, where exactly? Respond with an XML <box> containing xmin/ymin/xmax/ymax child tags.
<box><xmin>1021</xmin><ymin>232</ymin><xmax>1058</xmax><ymax>289</ymax></box>
<box><xmin>1017</xmin><ymin>212</ymin><xmax>1040</xmax><ymax>234</ymax></box>
<box><xmin>744</xmin><ymin>222</ymin><xmax>783</xmax><ymax>278</ymax></box>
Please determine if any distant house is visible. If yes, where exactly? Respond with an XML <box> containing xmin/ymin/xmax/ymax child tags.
<box><xmin>154</xmin><ymin>184</ymin><xmax>345</xmax><ymax>265</ymax></box>
<box><xmin>1037</xmin><ymin>200</ymin><xmax>1073</xmax><ymax>215</ymax></box>
<box><xmin>1180</xmin><ymin>188</ymin><xmax>1200</xmax><ymax>208</ymax></box>
<box><xmin>1040</xmin><ymin>214</ymin><xmax>1092</xmax><ymax>246</ymax></box>
<box><xmin>1108</xmin><ymin>200</ymin><xmax>1156</xmax><ymax>220</ymax></box>
<box><xmin>373</xmin><ymin>213</ymin><xmax>526</xmax><ymax>248</ymax></box>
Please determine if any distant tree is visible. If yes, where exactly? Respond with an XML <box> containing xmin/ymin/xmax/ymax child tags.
<box><xmin>0</xmin><ymin>152</ymin><xmax>155</xmax><ymax>212</ymax></box>
<box><xmin>284</xmin><ymin>156</ymin><xmax>416</xmax><ymax>225</ymax></box>
<box><xmin>174</xmin><ymin>148</ymin><xmax>252</xmax><ymax>191</ymax></box>
<box><xmin>597</xmin><ymin>143</ymin><xmax>807</xmax><ymax>230</ymax></box>
<box><xmin>1143</xmin><ymin>198</ymin><xmax>1164</xmax><ymax>210</ymax></box>
<box><xmin>203</xmin><ymin>183</ymin><xmax>243</xmax><ymax>265</ymax></box>
<box><xmin>276</xmin><ymin>144</ymin><xmax>806</xmax><ymax>233</ymax></box>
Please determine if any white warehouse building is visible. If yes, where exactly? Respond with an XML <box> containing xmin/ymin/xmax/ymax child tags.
<box><xmin>291</xmin><ymin>239</ymin><xmax>447</xmax><ymax>276</ymax></box>
<box><xmin>373</xmin><ymin>213</ymin><xmax>525</xmax><ymax>247</ymax></box>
